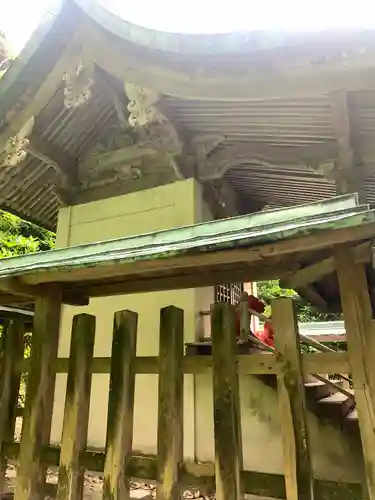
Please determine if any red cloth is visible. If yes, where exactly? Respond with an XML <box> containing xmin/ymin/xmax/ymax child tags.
<box><xmin>247</xmin><ymin>295</ymin><xmax>265</xmax><ymax>314</ymax></box>
<box><xmin>235</xmin><ymin>295</ymin><xmax>266</xmax><ymax>337</ymax></box>
<box><xmin>255</xmin><ymin>321</ymin><xmax>275</xmax><ymax>348</ymax></box>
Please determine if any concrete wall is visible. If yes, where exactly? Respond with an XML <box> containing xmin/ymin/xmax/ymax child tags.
<box><xmin>51</xmin><ymin>179</ymin><xmax>214</xmax><ymax>461</ymax></box>
<box><xmin>51</xmin><ymin>178</ymin><xmax>364</xmax><ymax>483</ymax></box>
<box><xmin>195</xmin><ymin>374</ymin><xmax>363</xmax><ymax>482</ymax></box>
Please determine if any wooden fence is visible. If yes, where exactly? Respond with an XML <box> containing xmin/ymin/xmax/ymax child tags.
<box><xmin>0</xmin><ymin>298</ymin><xmax>365</xmax><ymax>500</ymax></box>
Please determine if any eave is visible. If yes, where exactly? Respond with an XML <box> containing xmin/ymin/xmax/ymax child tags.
<box><xmin>3</xmin><ymin>2</ymin><xmax>375</xmax><ymax>228</ymax></box>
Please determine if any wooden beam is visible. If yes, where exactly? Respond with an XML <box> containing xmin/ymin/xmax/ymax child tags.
<box><xmin>272</xmin><ymin>297</ymin><xmax>314</xmax><ymax>500</ymax></box>
<box><xmin>299</xmin><ymin>285</ymin><xmax>328</xmax><ymax>311</ymax></box>
<box><xmin>281</xmin><ymin>241</ymin><xmax>371</xmax><ymax>289</ymax></box>
<box><xmin>0</xmin><ymin>320</ymin><xmax>24</xmax><ymax>494</ymax></box>
<box><xmin>157</xmin><ymin>306</ymin><xmax>184</xmax><ymax>500</ymax></box>
<box><xmin>330</xmin><ymin>91</ymin><xmax>365</xmax><ymax>200</ymax></box>
<box><xmin>238</xmin><ymin>291</ymin><xmax>251</xmax><ymax>342</ymax></box>
<box><xmin>14</xmin><ymin>351</ymin><xmax>350</xmax><ymax>379</ymax></box>
<box><xmin>103</xmin><ymin>310</ymin><xmax>138</xmax><ymax>500</ymax></box>
<box><xmin>211</xmin><ymin>303</ymin><xmax>243</xmax><ymax>500</ymax></box>
<box><xmin>56</xmin><ymin>314</ymin><xmax>96</xmax><ymax>500</ymax></box>
<box><xmin>65</xmin><ymin>263</ymin><xmax>293</xmax><ymax>299</ymax></box>
<box><xmin>0</xmin><ymin>276</ymin><xmax>88</xmax><ymax>306</ymax></box>
<box><xmin>0</xmin><ymin>278</ymin><xmax>51</xmax><ymax>301</ymax></box>
<box><xmin>84</xmin><ymin>145</ymin><xmax>156</xmax><ymax>171</ymax></box>
<box><xmin>330</xmin><ymin>91</ymin><xmax>354</xmax><ymax>170</ymax></box>
<box><xmin>335</xmin><ymin>246</ymin><xmax>375</xmax><ymax>499</ymax></box>
<box><xmin>198</xmin><ymin>142</ymin><xmax>337</xmax><ymax>181</ymax></box>
<box><xmin>15</xmin><ymin>289</ymin><xmax>62</xmax><ymax>500</ymax></box>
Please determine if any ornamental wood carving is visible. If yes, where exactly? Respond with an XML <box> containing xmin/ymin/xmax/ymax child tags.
<box><xmin>0</xmin><ymin>116</ymin><xmax>34</xmax><ymax>168</ymax></box>
<box><xmin>78</xmin><ymin>132</ymin><xmax>144</xmax><ymax>191</ymax></box>
<box><xmin>63</xmin><ymin>61</ymin><xmax>94</xmax><ymax>109</ymax></box>
<box><xmin>124</xmin><ymin>82</ymin><xmax>182</xmax><ymax>156</ymax></box>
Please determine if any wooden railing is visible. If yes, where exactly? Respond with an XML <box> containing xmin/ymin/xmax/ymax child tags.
<box><xmin>0</xmin><ymin>299</ymin><xmax>363</xmax><ymax>500</ymax></box>
<box><xmin>200</xmin><ymin>293</ymin><xmax>354</xmax><ymax>400</ymax></box>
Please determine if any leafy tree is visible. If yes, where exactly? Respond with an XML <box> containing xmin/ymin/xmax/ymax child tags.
<box><xmin>0</xmin><ymin>210</ymin><xmax>55</xmax><ymax>405</ymax></box>
<box><xmin>0</xmin><ymin>210</ymin><xmax>55</xmax><ymax>257</ymax></box>
<box><xmin>257</xmin><ymin>280</ymin><xmax>342</xmax><ymax>323</ymax></box>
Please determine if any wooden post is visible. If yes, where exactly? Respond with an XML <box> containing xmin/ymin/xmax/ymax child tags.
<box><xmin>156</xmin><ymin>306</ymin><xmax>184</xmax><ymax>500</ymax></box>
<box><xmin>103</xmin><ymin>310</ymin><xmax>138</xmax><ymax>500</ymax></box>
<box><xmin>335</xmin><ymin>246</ymin><xmax>375</xmax><ymax>499</ymax></box>
<box><xmin>0</xmin><ymin>319</ymin><xmax>24</xmax><ymax>493</ymax></box>
<box><xmin>238</xmin><ymin>291</ymin><xmax>250</xmax><ymax>342</ymax></box>
<box><xmin>272</xmin><ymin>297</ymin><xmax>314</xmax><ymax>500</ymax></box>
<box><xmin>211</xmin><ymin>302</ymin><xmax>243</xmax><ymax>500</ymax></box>
<box><xmin>15</xmin><ymin>290</ymin><xmax>62</xmax><ymax>500</ymax></box>
<box><xmin>56</xmin><ymin>314</ymin><xmax>96</xmax><ymax>500</ymax></box>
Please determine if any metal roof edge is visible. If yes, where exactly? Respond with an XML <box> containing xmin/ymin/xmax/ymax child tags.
<box><xmin>73</xmin><ymin>0</ymin><xmax>375</xmax><ymax>56</ymax></box>
<box><xmin>0</xmin><ymin>196</ymin><xmax>371</xmax><ymax>279</ymax></box>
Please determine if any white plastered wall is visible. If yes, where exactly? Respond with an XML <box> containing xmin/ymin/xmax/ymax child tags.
<box><xmin>51</xmin><ymin>179</ymin><xmax>214</xmax><ymax>460</ymax></box>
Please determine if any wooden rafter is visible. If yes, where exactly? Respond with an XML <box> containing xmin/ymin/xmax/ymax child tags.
<box><xmin>97</xmin><ymin>70</ymin><xmax>129</xmax><ymax>130</ymax></box>
<box><xmin>27</xmin><ymin>133</ymin><xmax>77</xmax><ymax>177</ymax></box>
<box><xmin>0</xmin><ymin>38</ymin><xmax>79</xmax><ymax>155</ymax></box>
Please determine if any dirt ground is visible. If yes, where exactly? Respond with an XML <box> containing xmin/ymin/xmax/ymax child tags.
<box><xmin>4</xmin><ymin>464</ymin><xmax>156</xmax><ymax>500</ymax></box>
<box><xmin>4</xmin><ymin>419</ymin><xmax>267</xmax><ymax>500</ymax></box>
<box><xmin>3</xmin><ymin>418</ymin><xmax>206</xmax><ymax>500</ymax></box>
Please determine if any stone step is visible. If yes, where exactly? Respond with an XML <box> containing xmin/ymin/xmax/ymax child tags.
<box><xmin>317</xmin><ymin>392</ymin><xmax>356</xmax><ymax>419</ymax></box>
<box><xmin>304</xmin><ymin>380</ymin><xmax>335</xmax><ymax>400</ymax></box>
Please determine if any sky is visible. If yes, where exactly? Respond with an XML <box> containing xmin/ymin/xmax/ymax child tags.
<box><xmin>2</xmin><ymin>0</ymin><xmax>375</xmax><ymax>55</ymax></box>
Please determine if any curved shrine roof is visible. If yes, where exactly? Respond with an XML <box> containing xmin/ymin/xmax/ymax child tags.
<box><xmin>1</xmin><ymin>0</ymin><xmax>375</xmax><ymax>229</ymax></box>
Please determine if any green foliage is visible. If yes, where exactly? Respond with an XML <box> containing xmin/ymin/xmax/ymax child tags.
<box><xmin>0</xmin><ymin>210</ymin><xmax>55</xmax><ymax>258</ymax></box>
<box><xmin>257</xmin><ymin>280</ymin><xmax>342</xmax><ymax>322</ymax></box>
<box><xmin>0</xmin><ymin>210</ymin><xmax>53</xmax><ymax>407</ymax></box>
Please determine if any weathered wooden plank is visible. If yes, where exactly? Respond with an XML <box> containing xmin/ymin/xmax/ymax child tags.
<box><xmin>211</xmin><ymin>302</ymin><xmax>243</xmax><ymax>500</ymax></box>
<box><xmin>156</xmin><ymin>306</ymin><xmax>184</xmax><ymax>500</ymax></box>
<box><xmin>335</xmin><ymin>246</ymin><xmax>375</xmax><ymax>500</ymax></box>
<box><xmin>0</xmin><ymin>319</ymin><xmax>24</xmax><ymax>493</ymax></box>
<box><xmin>281</xmin><ymin>241</ymin><xmax>370</xmax><ymax>289</ymax></box>
<box><xmin>14</xmin><ymin>351</ymin><xmax>351</xmax><ymax>377</ymax></box>
<box><xmin>56</xmin><ymin>314</ymin><xmax>96</xmax><ymax>500</ymax></box>
<box><xmin>103</xmin><ymin>310</ymin><xmax>138</xmax><ymax>500</ymax></box>
<box><xmin>272</xmin><ymin>297</ymin><xmax>314</xmax><ymax>500</ymax></box>
<box><xmin>15</xmin><ymin>290</ymin><xmax>62</xmax><ymax>500</ymax></box>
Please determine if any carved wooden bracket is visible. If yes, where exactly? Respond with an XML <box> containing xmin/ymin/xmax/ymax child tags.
<box><xmin>63</xmin><ymin>60</ymin><xmax>94</xmax><ymax>109</ymax></box>
<box><xmin>77</xmin><ymin>131</ymin><xmax>149</xmax><ymax>192</ymax></box>
<box><xmin>124</xmin><ymin>82</ymin><xmax>182</xmax><ymax>156</ymax></box>
<box><xmin>0</xmin><ymin>116</ymin><xmax>35</xmax><ymax>168</ymax></box>
<box><xmin>203</xmin><ymin>178</ymin><xmax>239</xmax><ymax>219</ymax></box>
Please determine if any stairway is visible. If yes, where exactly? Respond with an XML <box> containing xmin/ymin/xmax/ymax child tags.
<box><xmin>185</xmin><ymin>339</ymin><xmax>359</xmax><ymax>441</ymax></box>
